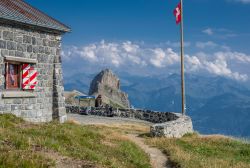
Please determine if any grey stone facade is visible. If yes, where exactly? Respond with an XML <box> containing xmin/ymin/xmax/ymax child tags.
<box><xmin>0</xmin><ymin>23</ymin><xmax>67</xmax><ymax>123</ymax></box>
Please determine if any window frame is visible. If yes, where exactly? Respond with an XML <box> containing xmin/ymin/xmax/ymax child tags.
<box><xmin>4</xmin><ymin>56</ymin><xmax>38</xmax><ymax>92</ymax></box>
<box><xmin>5</xmin><ymin>61</ymin><xmax>23</xmax><ymax>91</ymax></box>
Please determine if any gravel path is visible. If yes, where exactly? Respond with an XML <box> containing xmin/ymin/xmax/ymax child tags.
<box><xmin>68</xmin><ymin>114</ymin><xmax>170</xmax><ymax>168</ymax></box>
<box><xmin>127</xmin><ymin>134</ymin><xmax>169</xmax><ymax>168</ymax></box>
<box><xmin>68</xmin><ymin>113</ymin><xmax>153</xmax><ymax>126</ymax></box>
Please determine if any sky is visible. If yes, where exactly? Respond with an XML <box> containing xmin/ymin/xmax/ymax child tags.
<box><xmin>26</xmin><ymin>0</ymin><xmax>250</xmax><ymax>82</ymax></box>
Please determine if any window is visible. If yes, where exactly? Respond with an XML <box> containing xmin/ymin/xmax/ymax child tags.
<box><xmin>5</xmin><ymin>63</ymin><xmax>21</xmax><ymax>89</ymax></box>
<box><xmin>5</xmin><ymin>61</ymin><xmax>38</xmax><ymax>90</ymax></box>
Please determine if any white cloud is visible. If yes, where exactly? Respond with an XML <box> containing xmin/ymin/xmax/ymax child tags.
<box><xmin>150</xmin><ymin>48</ymin><xmax>179</xmax><ymax>68</ymax></box>
<box><xmin>62</xmin><ymin>40</ymin><xmax>250</xmax><ymax>82</ymax></box>
<box><xmin>202</xmin><ymin>28</ymin><xmax>239</xmax><ymax>38</ymax></box>
<box><xmin>202</xmin><ymin>28</ymin><xmax>214</xmax><ymax>35</ymax></box>
<box><xmin>122</xmin><ymin>41</ymin><xmax>139</xmax><ymax>53</ymax></box>
<box><xmin>164</xmin><ymin>41</ymin><xmax>191</xmax><ymax>48</ymax></box>
<box><xmin>202</xmin><ymin>55</ymin><xmax>248</xmax><ymax>81</ymax></box>
<box><xmin>186</xmin><ymin>56</ymin><xmax>202</xmax><ymax>72</ymax></box>
<box><xmin>221</xmin><ymin>45</ymin><xmax>231</xmax><ymax>51</ymax></box>
<box><xmin>196</xmin><ymin>41</ymin><xmax>218</xmax><ymax>49</ymax></box>
<box><xmin>195</xmin><ymin>41</ymin><xmax>231</xmax><ymax>51</ymax></box>
<box><xmin>62</xmin><ymin>41</ymin><xmax>180</xmax><ymax>68</ymax></box>
<box><xmin>185</xmin><ymin>51</ymin><xmax>249</xmax><ymax>81</ymax></box>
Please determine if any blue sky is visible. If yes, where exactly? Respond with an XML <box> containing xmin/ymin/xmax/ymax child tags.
<box><xmin>26</xmin><ymin>0</ymin><xmax>250</xmax><ymax>82</ymax></box>
<box><xmin>26</xmin><ymin>0</ymin><xmax>250</xmax><ymax>52</ymax></box>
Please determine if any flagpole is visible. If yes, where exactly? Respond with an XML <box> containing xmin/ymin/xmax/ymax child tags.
<box><xmin>180</xmin><ymin>0</ymin><xmax>186</xmax><ymax>115</ymax></box>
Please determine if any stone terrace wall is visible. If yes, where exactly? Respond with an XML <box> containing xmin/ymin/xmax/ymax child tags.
<box><xmin>150</xmin><ymin>113</ymin><xmax>193</xmax><ymax>138</ymax></box>
<box><xmin>66</xmin><ymin>105</ymin><xmax>193</xmax><ymax>138</ymax></box>
<box><xmin>66</xmin><ymin>105</ymin><xmax>178</xmax><ymax>123</ymax></box>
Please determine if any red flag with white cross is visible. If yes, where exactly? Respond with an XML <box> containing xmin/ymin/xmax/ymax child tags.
<box><xmin>173</xmin><ymin>2</ymin><xmax>181</xmax><ymax>25</ymax></box>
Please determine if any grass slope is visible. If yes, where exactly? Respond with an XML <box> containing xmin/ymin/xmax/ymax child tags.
<box><xmin>0</xmin><ymin>114</ymin><xmax>150</xmax><ymax>168</ymax></box>
<box><xmin>146</xmin><ymin>133</ymin><xmax>250</xmax><ymax>168</ymax></box>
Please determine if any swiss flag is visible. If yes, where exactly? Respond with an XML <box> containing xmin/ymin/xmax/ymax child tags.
<box><xmin>173</xmin><ymin>2</ymin><xmax>181</xmax><ymax>25</ymax></box>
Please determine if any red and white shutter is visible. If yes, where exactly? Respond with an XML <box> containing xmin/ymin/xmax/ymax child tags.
<box><xmin>22</xmin><ymin>64</ymin><xmax>38</xmax><ymax>90</ymax></box>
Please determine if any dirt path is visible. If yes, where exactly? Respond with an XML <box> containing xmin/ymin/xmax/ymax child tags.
<box><xmin>68</xmin><ymin>114</ymin><xmax>170</xmax><ymax>168</ymax></box>
<box><xmin>126</xmin><ymin>134</ymin><xmax>169</xmax><ymax>168</ymax></box>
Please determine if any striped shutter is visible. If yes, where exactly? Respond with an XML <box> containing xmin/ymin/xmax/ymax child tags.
<box><xmin>22</xmin><ymin>64</ymin><xmax>38</xmax><ymax>90</ymax></box>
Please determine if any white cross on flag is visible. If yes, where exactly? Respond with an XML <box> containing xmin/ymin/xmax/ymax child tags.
<box><xmin>173</xmin><ymin>2</ymin><xmax>181</xmax><ymax>25</ymax></box>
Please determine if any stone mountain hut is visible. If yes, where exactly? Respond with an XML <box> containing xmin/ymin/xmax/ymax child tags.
<box><xmin>0</xmin><ymin>0</ymin><xmax>70</xmax><ymax>122</ymax></box>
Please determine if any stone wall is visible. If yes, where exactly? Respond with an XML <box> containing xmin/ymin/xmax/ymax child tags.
<box><xmin>150</xmin><ymin>113</ymin><xmax>193</xmax><ymax>138</ymax></box>
<box><xmin>66</xmin><ymin>105</ymin><xmax>193</xmax><ymax>138</ymax></box>
<box><xmin>66</xmin><ymin>105</ymin><xmax>177</xmax><ymax>123</ymax></box>
<box><xmin>0</xmin><ymin>23</ymin><xmax>66</xmax><ymax>123</ymax></box>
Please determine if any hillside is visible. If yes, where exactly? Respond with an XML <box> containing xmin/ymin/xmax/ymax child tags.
<box><xmin>0</xmin><ymin>114</ymin><xmax>250</xmax><ymax>168</ymax></box>
<box><xmin>146</xmin><ymin>133</ymin><xmax>250</xmax><ymax>168</ymax></box>
<box><xmin>0</xmin><ymin>114</ymin><xmax>150</xmax><ymax>168</ymax></box>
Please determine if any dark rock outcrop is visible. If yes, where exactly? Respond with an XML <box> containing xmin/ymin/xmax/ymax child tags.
<box><xmin>89</xmin><ymin>69</ymin><xmax>130</xmax><ymax>108</ymax></box>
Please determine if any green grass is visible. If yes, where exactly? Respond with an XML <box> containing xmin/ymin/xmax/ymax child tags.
<box><xmin>146</xmin><ymin>133</ymin><xmax>250</xmax><ymax>168</ymax></box>
<box><xmin>0</xmin><ymin>114</ymin><xmax>151</xmax><ymax>168</ymax></box>
<box><xmin>3</xmin><ymin>114</ymin><xmax>250</xmax><ymax>168</ymax></box>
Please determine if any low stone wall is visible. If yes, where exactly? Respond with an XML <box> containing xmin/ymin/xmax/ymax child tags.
<box><xmin>150</xmin><ymin>113</ymin><xmax>193</xmax><ymax>138</ymax></box>
<box><xmin>66</xmin><ymin>105</ymin><xmax>193</xmax><ymax>138</ymax></box>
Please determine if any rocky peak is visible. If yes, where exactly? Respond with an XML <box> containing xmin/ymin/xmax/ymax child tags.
<box><xmin>89</xmin><ymin>69</ymin><xmax>130</xmax><ymax>108</ymax></box>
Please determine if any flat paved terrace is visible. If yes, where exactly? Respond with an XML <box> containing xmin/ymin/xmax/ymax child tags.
<box><xmin>68</xmin><ymin>113</ymin><xmax>153</xmax><ymax>126</ymax></box>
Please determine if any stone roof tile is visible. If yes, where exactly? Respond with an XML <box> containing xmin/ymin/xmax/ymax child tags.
<box><xmin>0</xmin><ymin>0</ymin><xmax>70</xmax><ymax>33</ymax></box>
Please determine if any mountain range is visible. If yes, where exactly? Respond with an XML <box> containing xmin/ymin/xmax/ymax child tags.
<box><xmin>64</xmin><ymin>71</ymin><xmax>250</xmax><ymax>138</ymax></box>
